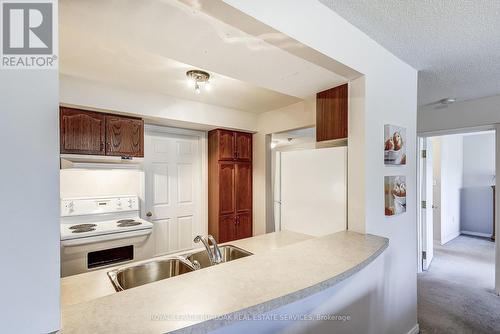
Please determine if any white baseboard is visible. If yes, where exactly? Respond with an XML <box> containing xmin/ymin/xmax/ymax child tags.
<box><xmin>407</xmin><ymin>323</ymin><xmax>419</xmax><ymax>334</ymax></box>
<box><xmin>461</xmin><ymin>230</ymin><xmax>492</xmax><ymax>238</ymax></box>
<box><xmin>441</xmin><ymin>232</ymin><xmax>460</xmax><ymax>245</ymax></box>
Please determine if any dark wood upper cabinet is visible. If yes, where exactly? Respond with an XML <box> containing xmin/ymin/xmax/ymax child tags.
<box><xmin>212</xmin><ymin>129</ymin><xmax>252</xmax><ymax>162</ymax></box>
<box><xmin>235</xmin><ymin>132</ymin><xmax>252</xmax><ymax>161</ymax></box>
<box><xmin>316</xmin><ymin>84</ymin><xmax>348</xmax><ymax>142</ymax></box>
<box><xmin>208</xmin><ymin>129</ymin><xmax>253</xmax><ymax>243</ymax></box>
<box><xmin>59</xmin><ymin>107</ymin><xmax>144</xmax><ymax>157</ymax></box>
<box><xmin>105</xmin><ymin>115</ymin><xmax>144</xmax><ymax>157</ymax></box>
<box><xmin>218</xmin><ymin>130</ymin><xmax>235</xmax><ymax>160</ymax></box>
<box><xmin>60</xmin><ymin>107</ymin><xmax>105</xmax><ymax>155</ymax></box>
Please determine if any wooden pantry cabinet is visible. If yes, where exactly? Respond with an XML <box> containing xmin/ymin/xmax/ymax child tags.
<box><xmin>208</xmin><ymin>129</ymin><xmax>253</xmax><ymax>243</ymax></box>
<box><xmin>60</xmin><ymin>107</ymin><xmax>144</xmax><ymax>157</ymax></box>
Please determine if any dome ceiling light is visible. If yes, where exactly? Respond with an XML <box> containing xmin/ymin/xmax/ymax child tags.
<box><xmin>186</xmin><ymin>70</ymin><xmax>211</xmax><ymax>94</ymax></box>
<box><xmin>439</xmin><ymin>97</ymin><xmax>456</xmax><ymax>105</ymax></box>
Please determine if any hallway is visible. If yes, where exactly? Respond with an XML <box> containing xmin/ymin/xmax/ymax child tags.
<box><xmin>418</xmin><ymin>236</ymin><xmax>500</xmax><ymax>333</ymax></box>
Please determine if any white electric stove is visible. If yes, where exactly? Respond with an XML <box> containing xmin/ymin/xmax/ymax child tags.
<box><xmin>60</xmin><ymin>195</ymin><xmax>154</xmax><ymax>276</ymax></box>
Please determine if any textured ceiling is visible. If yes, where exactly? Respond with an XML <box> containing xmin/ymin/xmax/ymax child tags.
<box><xmin>319</xmin><ymin>0</ymin><xmax>500</xmax><ymax>106</ymax></box>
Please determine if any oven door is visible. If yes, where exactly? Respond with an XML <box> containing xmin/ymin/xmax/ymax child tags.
<box><xmin>61</xmin><ymin>233</ymin><xmax>154</xmax><ymax>277</ymax></box>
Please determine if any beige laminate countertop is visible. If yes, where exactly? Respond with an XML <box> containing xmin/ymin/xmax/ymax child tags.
<box><xmin>60</xmin><ymin>230</ymin><xmax>388</xmax><ymax>334</ymax></box>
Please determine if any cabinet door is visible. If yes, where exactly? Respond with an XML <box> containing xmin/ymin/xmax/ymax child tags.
<box><xmin>218</xmin><ymin>130</ymin><xmax>235</xmax><ymax>160</ymax></box>
<box><xmin>235</xmin><ymin>132</ymin><xmax>252</xmax><ymax>161</ymax></box>
<box><xmin>105</xmin><ymin>116</ymin><xmax>144</xmax><ymax>157</ymax></box>
<box><xmin>236</xmin><ymin>212</ymin><xmax>252</xmax><ymax>240</ymax></box>
<box><xmin>316</xmin><ymin>84</ymin><xmax>348</xmax><ymax>141</ymax></box>
<box><xmin>219</xmin><ymin>162</ymin><xmax>235</xmax><ymax>216</ymax></box>
<box><xmin>60</xmin><ymin>107</ymin><xmax>105</xmax><ymax>155</ymax></box>
<box><xmin>219</xmin><ymin>214</ymin><xmax>237</xmax><ymax>243</ymax></box>
<box><xmin>235</xmin><ymin>163</ymin><xmax>252</xmax><ymax>213</ymax></box>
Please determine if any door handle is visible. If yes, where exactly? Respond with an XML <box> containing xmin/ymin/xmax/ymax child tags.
<box><xmin>146</xmin><ymin>211</ymin><xmax>153</xmax><ymax>217</ymax></box>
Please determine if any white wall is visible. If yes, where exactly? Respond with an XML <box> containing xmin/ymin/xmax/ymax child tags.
<box><xmin>432</xmin><ymin>135</ymin><xmax>463</xmax><ymax>244</ymax></box>
<box><xmin>463</xmin><ymin>133</ymin><xmax>495</xmax><ymax>187</ymax></box>
<box><xmin>0</xmin><ymin>71</ymin><xmax>60</xmax><ymax>332</ymax></box>
<box><xmin>212</xmin><ymin>253</ymin><xmax>389</xmax><ymax>334</ymax></box>
<box><xmin>60</xmin><ymin>74</ymin><xmax>258</xmax><ymax>132</ymax></box>
<box><xmin>461</xmin><ymin>133</ymin><xmax>495</xmax><ymax>235</ymax></box>
<box><xmin>223</xmin><ymin>1</ymin><xmax>418</xmax><ymax>333</ymax></box>
<box><xmin>60</xmin><ymin>169</ymin><xmax>143</xmax><ymax>199</ymax></box>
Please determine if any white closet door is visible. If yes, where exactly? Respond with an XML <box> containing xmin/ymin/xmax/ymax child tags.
<box><xmin>145</xmin><ymin>130</ymin><xmax>202</xmax><ymax>255</ymax></box>
<box><xmin>280</xmin><ymin>147</ymin><xmax>347</xmax><ymax>236</ymax></box>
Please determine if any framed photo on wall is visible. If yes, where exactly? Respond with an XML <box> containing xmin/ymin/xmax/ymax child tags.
<box><xmin>385</xmin><ymin>175</ymin><xmax>406</xmax><ymax>216</ymax></box>
<box><xmin>384</xmin><ymin>124</ymin><xmax>406</xmax><ymax>165</ymax></box>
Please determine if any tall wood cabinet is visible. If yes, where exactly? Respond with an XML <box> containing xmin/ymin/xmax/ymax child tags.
<box><xmin>209</xmin><ymin>129</ymin><xmax>253</xmax><ymax>243</ymax></box>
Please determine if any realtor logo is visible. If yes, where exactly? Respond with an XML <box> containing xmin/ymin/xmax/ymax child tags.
<box><xmin>1</xmin><ymin>0</ymin><xmax>57</xmax><ymax>69</ymax></box>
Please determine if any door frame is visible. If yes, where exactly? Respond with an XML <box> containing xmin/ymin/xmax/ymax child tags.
<box><xmin>417</xmin><ymin>137</ymin><xmax>424</xmax><ymax>273</ymax></box>
<box><xmin>417</xmin><ymin>136</ymin><xmax>434</xmax><ymax>272</ymax></box>
<box><xmin>143</xmin><ymin>124</ymin><xmax>208</xmax><ymax>237</ymax></box>
<box><xmin>419</xmin><ymin>125</ymin><xmax>500</xmax><ymax>295</ymax></box>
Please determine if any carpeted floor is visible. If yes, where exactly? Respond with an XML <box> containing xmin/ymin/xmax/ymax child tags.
<box><xmin>418</xmin><ymin>235</ymin><xmax>500</xmax><ymax>334</ymax></box>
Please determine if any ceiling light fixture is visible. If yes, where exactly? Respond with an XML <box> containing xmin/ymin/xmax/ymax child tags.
<box><xmin>186</xmin><ymin>70</ymin><xmax>211</xmax><ymax>94</ymax></box>
<box><xmin>439</xmin><ymin>97</ymin><xmax>456</xmax><ymax>105</ymax></box>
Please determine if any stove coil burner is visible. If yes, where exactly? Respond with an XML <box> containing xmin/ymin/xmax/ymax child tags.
<box><xmin>116</xmin><ymin>219</ymin><xmax>135</xmax><ymax>224</ymax></box>
<box><xmin>117</xmin><ymin>221</ymin><xmax>142</xmax><ymax>227</ymax></box>
<box><xmin>71</xmin><ymin>227</ymin><xmax>96</xmax><ymax>233</ymax></box>
<box><xmin>69</xmin><ymin>224</ymin><xmax>97</xmax><ymax>230</ymax></box>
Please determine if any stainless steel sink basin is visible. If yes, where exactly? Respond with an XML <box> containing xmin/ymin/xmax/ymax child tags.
<box><xmin>108</xmin><ymin>245</ymin><xmax>252</xmax><ymax>291</ymax></box>
<box><xmin>185</xmin><ymin>245</ymin><xmax>253</xmax><ymax>268</ymax></box>
<box><xmin>108</xmin><ymin>256</ymin><xmax>195</xmax><ymax>291</ymax></box>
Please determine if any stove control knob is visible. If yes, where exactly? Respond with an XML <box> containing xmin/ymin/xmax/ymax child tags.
<box><xmin>67</xmin><ymin>201</ymin><xmax>74</xmax><ymax>213</ymax></box>
<box><xmin>117</xmin><ymin>201</ymin><xmax>122</xmax><ymax>208</ymax></box>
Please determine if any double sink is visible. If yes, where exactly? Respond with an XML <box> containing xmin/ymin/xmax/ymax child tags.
<box><xmin>108</xmin><ymin>245</ymin><xmax>252</xmax><ymax>291</ymax></box>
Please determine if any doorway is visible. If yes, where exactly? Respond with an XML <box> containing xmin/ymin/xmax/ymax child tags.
<box><xmin>417</xmin><ymin>128</ymin><xmax>500</xmax><ymax>333</ymax></box>
<box><xmin>144</xmin><ymin>125</ymin><xmax>207</xmax><ymax>256</ymax></box>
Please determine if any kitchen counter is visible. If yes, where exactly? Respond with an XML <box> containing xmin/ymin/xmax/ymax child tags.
<box><xmin>60</xmin><ymin>230</ymin><xmax>388</xmax><ymax>333</ymax></box>
<box><xmin>61</xmin><ymin>230</ymin><xmax>313</xmax><ymax>307</ymax></box>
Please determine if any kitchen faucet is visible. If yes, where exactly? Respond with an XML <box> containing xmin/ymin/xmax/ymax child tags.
<box><xmin>193</xmin><ymin>234</ymin><xmax>222</xmax><ymax>265</ymax></box>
